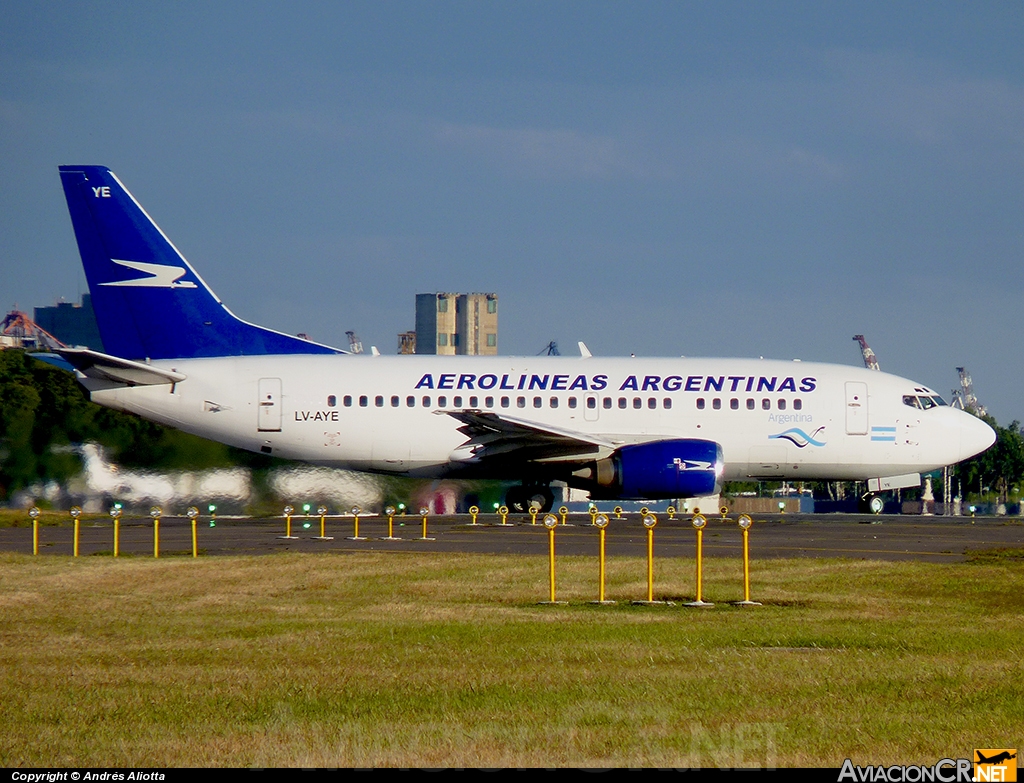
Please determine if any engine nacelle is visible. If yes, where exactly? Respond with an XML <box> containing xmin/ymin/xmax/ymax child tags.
<box><xmin>578</xmin><ymin>439</ymin><xmax>724</xmax><ymax>500</ymax></box>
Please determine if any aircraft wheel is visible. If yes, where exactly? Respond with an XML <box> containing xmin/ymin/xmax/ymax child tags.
<box><xmin>869</xmin><ymin>495</ymin><xmax>884</xmax><ymax>514</ymax></box>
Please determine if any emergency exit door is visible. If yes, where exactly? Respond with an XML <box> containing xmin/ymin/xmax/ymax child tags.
<box><xmin>845</xmin><ymin>381</ymin><xmax>868</xmax><ymax>435</ymax></box>
<box><xmin>258</xmin><ymin>378</ymin><xmax>282</xmax><ymax>432</ymax></box>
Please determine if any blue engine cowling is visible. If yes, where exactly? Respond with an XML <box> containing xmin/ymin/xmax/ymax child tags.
<box><xmin>594</xmin><ymin>439</ymin><xmax>724</xmax><ymax>500</ymax></box>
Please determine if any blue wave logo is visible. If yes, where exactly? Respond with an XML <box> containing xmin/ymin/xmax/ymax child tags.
<box><xmin>769</xmin><ymin>427</ymin><xmax>826</xmax><ymax>448</ymax></box>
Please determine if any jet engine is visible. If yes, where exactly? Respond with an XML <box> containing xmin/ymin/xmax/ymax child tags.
<box><xmin>573</xmin><ymin>439</ymin><xmax>724</xmax><ymax>500</ymax></box>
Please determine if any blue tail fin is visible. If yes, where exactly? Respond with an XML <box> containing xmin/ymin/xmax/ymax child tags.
<box><xmin>58</xmin><ymin>166</ymin><xmax>341</xmax><ymax>360</ymax></box>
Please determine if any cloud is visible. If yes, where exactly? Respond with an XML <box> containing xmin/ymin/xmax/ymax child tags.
<box><xmin>433</xmin><ymin>120</ymin><xmax>652</xmax><ymax>180</ymax></box>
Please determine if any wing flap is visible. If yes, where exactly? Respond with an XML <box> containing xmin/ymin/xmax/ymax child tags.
<box><xmin>442</xmin><ymin>410</ymin><xmax>617</xmax><ymax>464</ymax></box>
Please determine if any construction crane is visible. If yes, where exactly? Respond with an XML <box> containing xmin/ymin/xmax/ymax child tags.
<box><xmin>852</xmin><ymin>335</ymin><xmax>880</xmax><ymax>371</ymax></box>
<box><xmin>952</xmin><ymin>367</ymin><xmax>986</xmax><ymax>417</ymax></box>
<box><xmin>345</xmin><ymin>331</ymin><xmax>364</xmax><ymax>354</ymax></box>
<box><xmin>1</xmin><ymin>310</ymin><xmax>65</xmax><ymax>351</ymax></box>
<box><xmin>538</xmin><ymin>341</ymin><xmax>560</xmax><ymax>356</ymax></box>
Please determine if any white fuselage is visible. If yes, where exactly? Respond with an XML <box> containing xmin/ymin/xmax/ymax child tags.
<box><xmin>86</xmin><ymin>354</ymin><xmax>995</xmax><ymax>483</ymax></box>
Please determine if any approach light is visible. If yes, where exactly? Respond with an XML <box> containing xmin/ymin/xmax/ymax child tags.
<box><xmin>691</xmin><ymin>514</ymin><xmax>707</xmax><ymax>530</ymax></box>
<box><xmin>738</xmin><ymin>514</ymin><xmax>753</xmax><ymax>530</ymax></box>
<box><xmin>543</xmin><ymin>514</ymin><xmax>558</xmax><ymax>529</ymax></box>
<box><xmin>150</xmin><ymin>506</ymin><xmax>162</xmax><ymax>519</ymax></box>
<box><xmin>642</xmin><ymin>513</ymin><xmax>657</xmax><ymax>529</ymax></box>
<box><xmin>594</xmin><ymin>513</ymin><xmax>610</xmax><ymax>529</ymax></box>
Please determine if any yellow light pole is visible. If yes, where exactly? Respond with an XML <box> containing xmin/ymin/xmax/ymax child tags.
<box><xmin>613</xmin><ymin>506</ymin><xmax>623</xmax><ymax>520</ymax></box>
<box><xmin>418</xmin><ymin>506</ymin><xmax>435</xmax><ymax>541</ymax></box>
<box><xmin>558</xmin><ymin>505</ymin><xmax>569</xmax><ymax>526</ymax></box>
<box><xmin>187</xmin><ymin>506</ymin><xmax>199</xmax><ymax>557</ymax></box>
<box><xmin>278</xmin><ymin>504</ymin><xmax>298</xmax><ymax>540</ymax></box>
<box><xmin>110</xmin><ymin>505</ymin><xmax>122</xmax><ymax>558</ymax></box>
<box><xmin>70</xmin><ymin>506</ymin><xmax>82</xmax><ymax>557</ymax></box>
<box><xmin>734</xmin><ymin>514</ymin><xmax>762</xmax><ymax>606</ymax></box>
<box><xmin>591</xmin><ymin>513</ymin><xmax>615</xmax><ymax>604</ymax></box>
<box><xmin>684</xmin><ymin>514</ymin><xmax>714</xmax><ymax>607</ymax></box>
<box><xmin>29</xmin><ymin>507</ymin><xmax>40</xmax><ymax>556</ymax></box>
<box><xmin>468</xmin><ymin>505</ymin><xmax>480</xmax><ymax>526</ymax></box>
<box><xmin>381</xmin><ymin>505</ymin><xmax>401</xmax><ymax>540</ymax></box>
<box><xmin>529</xmin><ymin>502</ymin><xmax>540</xmax><ymax>526</ymax></box>
<box><xmin>313</xmin><ymin>505</ymin><xmax>335</xmax><ymax>541</ymax></box>
<box><xmin>150</xmin><ymin>506</ymin><xmax>162</xmax><ymax>558</ymax></box>
<box><xmin>588</xmin><ymin>504</ymin><xmax>598</xmax><ymax>526</ymax></box>
<box><xmin>632</xmin><ymin>513</ymin><xmax>669</xmax><ymax>605</ymax></box>
<box><xmin>666</xmin><ymin>505</ymin><xmax>677</xmax><ymax>521</ymax></box>
<box><xmin>540</xmin><ymin>514</ymin><xmax>565</xmax><ymax>604</ymax></box>
<box><xmin>498</xmin><ymin>505</ymin><xmax>509</xmax><ymax>526</ymax></box>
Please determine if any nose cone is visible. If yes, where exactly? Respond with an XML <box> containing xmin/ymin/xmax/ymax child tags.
<box><xmin>960</xmin><ymin>412</ymin><xmax>996</xmax><ymax>462</ymax></box>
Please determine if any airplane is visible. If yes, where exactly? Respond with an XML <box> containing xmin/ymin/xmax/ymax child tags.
<box><xmin>50</xmin><ymin>165</ymin><xmax>996</xmax><ymax>513</ymax></box>
<box><xmin>975</xmin><ymin>751</ymin><xmax>1016</xmax><ymax>765</ymax></box>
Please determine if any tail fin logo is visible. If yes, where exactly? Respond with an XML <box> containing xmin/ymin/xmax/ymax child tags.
<box><xmin>100</xmin><ymin>259</ymin><xmax>198</xmax><ymax>289</ymax></box>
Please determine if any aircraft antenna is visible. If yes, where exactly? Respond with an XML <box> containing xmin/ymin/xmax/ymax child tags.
<box><xmin>852</xmin><ymin>335</ymin><xmax>880</xmax><ymax>371</ymax></box>
<box><xmin>345</xmin><ymin>331</ymin><xmax>364</xmax><ymax>355</ymax></box>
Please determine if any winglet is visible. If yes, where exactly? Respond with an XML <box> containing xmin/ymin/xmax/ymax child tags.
<box><xmin>578</xmin><ymin>341</ymin><xmax>592</xmax><ymax>358</ymax></box>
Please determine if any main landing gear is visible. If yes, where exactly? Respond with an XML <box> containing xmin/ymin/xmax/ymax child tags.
<box><xmin>859</xmin><ymin>493</ymin><xmax>885</xmax><ymax>515</ymax></box>
<box><xmin>505</xmin><ymin>485</ymin><xmax>555</xmax><ymax>514</ymax></box>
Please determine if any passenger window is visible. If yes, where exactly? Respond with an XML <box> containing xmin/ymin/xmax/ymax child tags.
<box><xmin>762</xmin><ymin>399</ymin><xmax>770</xmax><ymax>410</ymax></box>
<box><xmin>344</xmin><ymin>395</ymin><xmax>353</xmax><ymax>407</ymax></box>
<box><xmin>485</xmin><ymin>396</ymin><xmax>494</xmax><ymax>408</ymax></box>
<box><xmin>633</xmin><ymin>398</ymin><xmax>642</xmax><ymax>409</ymax></box>
<box><xmin>453</xmin><ymin>396</ymin><xmax>463</xmax><ymax>407</ymax></box>
<box><xmin>390</xmin><ymin>396</ymin><xmax>399</xmax><ymax>407</ymax></box>
<box><xmin>730</xmin><ymin>399</ymin><xmax>739</xmax><ymax>410</ymax></box>
<box><xmin>696</xmin><ymin>398</ymin><xmax>706</xmax><ymax>410</ymax></box>
<box><xmin>469</xmin><ymin>396</ymin><xmax>478</xmax><ymax>407</ymax></box>
<box><xmin>603</xmin><ymin>397</ymin><xmax>612</xmax><ymax>409</ymax></box>
<box><xmin>648</xmin><ymin>398</ymin><xmax>656</xmax><ymax>409</ymax></box>
<box><xmin>407</xmin><ymin>396</ymin><xmax>415</xmax><ymax>407</ymax></box>
<box><xmin>327</xmin><ymin>395</ymin><xmax>336</xmax><ymax>407</ymax></box>
<box><xmin>517</xmin><ymin>397</ymin><xmax>526</xmax><ymax>408</ymax></box>
<box><xmin>359</xmin><ymin>395</ymin><xmax>368</xmax><ymax>407</ymax></box>
<box><xmin>713</xmin><ymin>398</ymin><xmax>721</xmax><ymax>410</ymax></box>
<box><xmin>778</xmin><ymin>399</ymin><xmax>786</xmax><ymax>410</ymax></box>
<box><xmin>422</xmin><ymin>395</ymin><xmax>431</xmax><ymax>407</ymax></box>
<box><xmin>375</xmin><ymin>396</ymin><xmax>384</xmax><ymax>407</ymax></box>
<box><xmin>550</xmin><ymin>397</ymin><xmax>558</xmax><ymax>408</ymax></box>
<box><xmin>663</xmin><ymin>398</ymin><xmax>672</xmax><ymax>409</ymax></box>
<box><xmin>438</xmin><ymin>396</ymin><xmax>447</xmax><ymax>407</ymax></box>
<box><xmin>568</xmin><ymin>397</ymin><xmax>577</xmax><ymax>409</ymax></box>
<box><xmin>618</xmin><ymin>398</ymin><xmax>627</xmax><ymax>409</ymax></box>
<box><xmin>533</xmin><ymin>397</ymin><xmax>542</xmax><ymax>408</ymax></box>
<box><xmin>793</xmin><ymin>399</ymin><xmax>802</xmax><ymax>410</ymax></box>
<box><xmin>746</xmin><ymin>399</ymin><xmax>755</xmax><ymax>410</ymax></box>
<box><xmin>501</xmin><ymin>396</ymin><xmax>510</xmax><ymax>408</ymax></box>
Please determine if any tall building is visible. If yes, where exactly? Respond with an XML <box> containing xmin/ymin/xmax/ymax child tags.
<box><xmin>413</xmin><ymin>293</ymin><xmax>497</xmax><ymax>355</ymax></box>
<box><xmin>34</xmin><ymin>294</ymin><xmax>104</xmax><ymax>351</ymax></box>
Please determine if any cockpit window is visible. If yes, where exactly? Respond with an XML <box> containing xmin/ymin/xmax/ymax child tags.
<box><xmin>903</xmin><ymin>395</ymin><xmax>921</xmax><ymax>409</ymax></box>
<box><xmin>931</xmin><ymin>395</ymin><xmax>947</xmax><ymax>406</ymax></box>
<box><xmin>918</xmin><ymin>396</ymin><xmax>936</xmax><ymax>410</ymax></box>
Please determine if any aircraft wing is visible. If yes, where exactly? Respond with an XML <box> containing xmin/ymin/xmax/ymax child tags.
<box><xmin>442</xmin><ymin>409</ymin><xmax>619</xmax><ymax>464</ymax></box>
<box><xmin>57</xmin><ymin>347</ymin><xmax>187</xmax><ymax>386</ymax></box>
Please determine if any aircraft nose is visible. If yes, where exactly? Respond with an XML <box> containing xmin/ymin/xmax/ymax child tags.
<box><xmin>959</xmin><ymin>412</ymin><xmax>996</xmax><ymax>462</ymax></box>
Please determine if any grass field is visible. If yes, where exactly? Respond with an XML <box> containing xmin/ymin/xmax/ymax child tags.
<box><xmin>1</xmin><ymin>549</ymin><xmax>1022</xmax><ymax>768</ymax></box>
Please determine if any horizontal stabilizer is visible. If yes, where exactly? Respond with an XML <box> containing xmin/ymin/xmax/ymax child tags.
<box><xmin>58</xmin><ymin>348</ymin><xmax>187</xmax><ymax>387</ymax></box>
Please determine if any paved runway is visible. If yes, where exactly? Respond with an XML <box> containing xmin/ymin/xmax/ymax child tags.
<box><xmin>4</xmin><ymin>512</ymin><xmax>1023</xmax><ymax>562</ymax></box>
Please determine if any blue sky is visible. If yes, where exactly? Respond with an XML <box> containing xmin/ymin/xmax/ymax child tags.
<box><xmin>2</xmin><ymin>2</ymin><xmax>1023</xmax><ymax>421</ymax></box>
